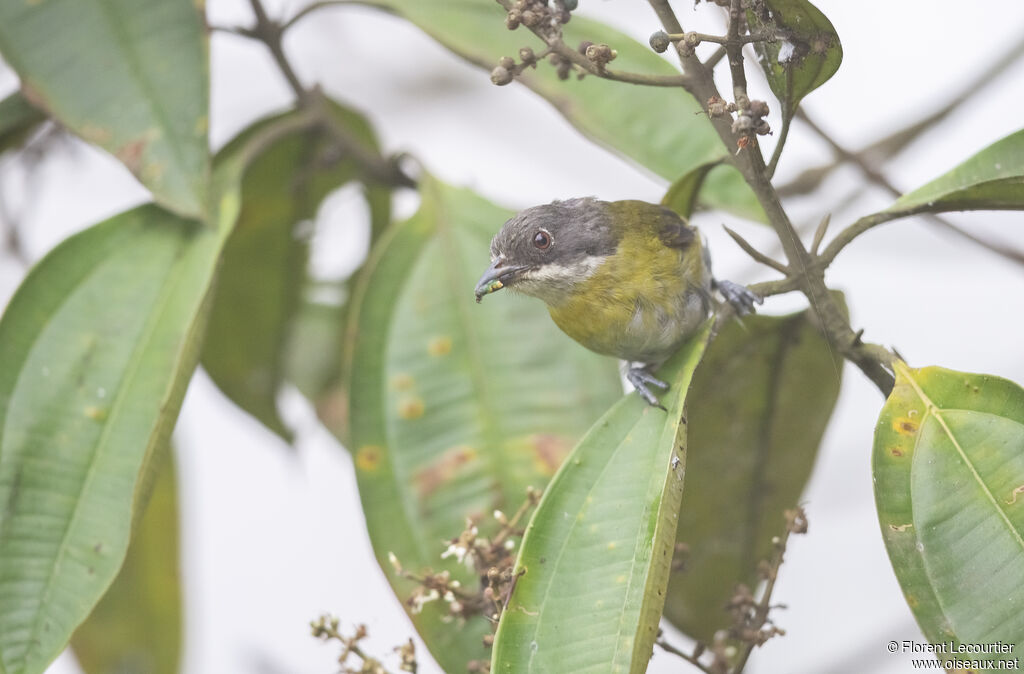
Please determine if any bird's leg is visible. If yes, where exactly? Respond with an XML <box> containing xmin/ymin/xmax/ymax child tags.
<box><xmin>713</xmin><ymin>278</ymin><xmax>763</xmax><ymax>316</ymax></box>
<box><xmin>627</xmin><ymin>365</ymin><xmax>669</xmax><ymax>409</ymax></box>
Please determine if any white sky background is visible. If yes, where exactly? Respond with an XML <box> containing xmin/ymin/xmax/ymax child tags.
<box><xmin>1</xmin><ymin>0</ymin><xmax>1024</xmax><ymax>672</ymax></box>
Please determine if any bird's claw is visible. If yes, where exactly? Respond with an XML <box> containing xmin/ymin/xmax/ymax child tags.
<box><xmin>627</xmin><ymin>367</ymin><xmax>669</xmax><ymax>409</ymax></box>
<box><xmin>715</xmin><ymin>279</ymin><xmax>762</xmax><ymax>316</ymax></box>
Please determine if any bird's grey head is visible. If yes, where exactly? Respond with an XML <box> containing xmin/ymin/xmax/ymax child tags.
<box><xmin>474</xmin><ymin>197</ymin><xmax>616</xmax><ymax>305</ymax></box>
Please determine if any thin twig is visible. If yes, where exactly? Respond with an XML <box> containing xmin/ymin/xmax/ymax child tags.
<box><xmin>656</xmin><ymin>637</ymin><xmax>715</xmax><ymax>674</ymax></box>
<box><xmin>764</xmin><ymin>111</ymin><xmax>790</xmax><ymax>179</ymax></box>
<box><xmin>799</xmin><ymin>110</ymin><xmax>1024</xmax><ymax>267</ymax></box>
<box><xmin>809</xmin><ymin>214</ymin><xmax>830</xmax><ymax>257</ymax></box>
<box><xmin>241</xmin><ymin>0</ymin><xmax>415</xmax><ymax>188</ymax></box>
<box><xmin>703</xmin><ymin>45</ymin><xmax>727</xmax><ymax>69</ymax></box>
<box><xmin>776</xmin><ymin>33</ymin><xmax>1024</xmax><ymax>197</ymax></box>
<box><xmin>723</xmin><ymin>225</ymin><xmax>789</xmax><ymax>274</ymax></box>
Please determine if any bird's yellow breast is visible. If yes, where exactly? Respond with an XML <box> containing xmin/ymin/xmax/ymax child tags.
<box><xmin>547</xmin><ymin>227</ymin><xmax>710</xmax><ymax>364</ymax></box>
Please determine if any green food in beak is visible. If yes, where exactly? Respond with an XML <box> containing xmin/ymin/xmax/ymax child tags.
<box><xmin>474</xmin><ymin>259</ymin><xmax>527</xmax><ymax>303</ymax></box>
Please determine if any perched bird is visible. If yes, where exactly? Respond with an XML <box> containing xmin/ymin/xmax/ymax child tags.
<box><xmin>474</xmin><ymin>197</ymin><xmax>760</xmax><ymax>406</ymax></box>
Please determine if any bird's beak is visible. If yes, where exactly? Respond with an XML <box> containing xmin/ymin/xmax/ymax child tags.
<box><xmin>474</xmin><ymin>258</ymin><xmax>528</xmax><ymax>303</ymax></box>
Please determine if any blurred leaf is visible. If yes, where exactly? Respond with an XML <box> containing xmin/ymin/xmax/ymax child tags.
<box><xmin>343</xmin><ymin>176</ymin><xmax>622</xmax><ymax>671</ymax></box>
<box><xmin>874</xmin><ymin>363</ymin><xmax>1024</xmax><ymax>655</ymax></box>
<box><xmin>664</xmin><ymin>159</ymin><xmax>767</xmax><ymax>224</ymax></box>
<box><xmin>0</xmin><ymin>92</ymin><xmax>45</xmax><ymax>155</ymax></box>
<box><xmin>0</xmin><ymin>0</ymin><xmax>209</xmax><ymax>217</ymax></box>
<box><xmin>663</xmin><ymin>160</ymin><xmax>723</xmax><ymax>219</ymax></box>
<box><xmin>663</xmin><ymin>308</ymin><xmax>841</xmax><ymax>642</ymax></box>
<box><xmin>491</xmin><ymin>322</ymin><xmax>713</xmax><ymax>674</ymax></box>
<box><xmin>357</xmin><ymin>0</ymin><xmax>763</xmax><ymax>219</ymax></box>
<box><xmin>71</xmin><ymin>446</ymin><xmax>181</xmax><ymax>674</ymax></box>
<box><xmin>747</xmin><ymin>0</ymin><xmax>842</xmax><ymax>119</ymax></box>
<box><xmin>201</xmin><ymin>101</ymin><xmax>384</xmax><ymax>441</ymax></box>
<box><xmin>886</xmin><ymin>128</ymin><xmax>1024</xmax><ymax>216</ymax></box>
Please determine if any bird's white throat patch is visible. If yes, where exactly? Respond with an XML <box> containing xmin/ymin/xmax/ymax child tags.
<box><xmin>513</xmin><ymin>255</ymin><xmax>604</xmax><ymax>305</ymax></box>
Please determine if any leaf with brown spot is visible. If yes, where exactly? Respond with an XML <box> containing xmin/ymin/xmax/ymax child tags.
<box><xmin>0</xmin><ymin>0</ymin><xmax>210</xmax><ymax>216</ymax></box>
<box><xmin>343</xmin><ymin>176</ymin><xmax>622</xmax><ymax>671</ymax></box>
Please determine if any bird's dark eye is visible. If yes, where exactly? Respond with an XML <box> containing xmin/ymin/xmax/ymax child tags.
<box><xmin>533</xmin><ymin>230</ymin><xmax>551</xmax><ymax>250</ymax></box>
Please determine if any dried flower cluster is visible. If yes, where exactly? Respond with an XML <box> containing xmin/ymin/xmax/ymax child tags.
<box><xmin>310</xmin><ymin>616</ymin><xmax>418</xmax><ymax>674</ymax></box>
<box><xmin>388</xmin><ymin>486</ymin><xmax>542</xmax><ymax>666</ymax></box>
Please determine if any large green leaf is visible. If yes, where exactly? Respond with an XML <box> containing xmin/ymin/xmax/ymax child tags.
<box><xmin>343</xmin><ymin>177</ymin><xmax>622</xmax><ymax>672</ymax></box>
<box><xmin>664</xmin><ymin>309</ymin><xmax>841</xmax><ymax>643</ymax></box>
<box><xmin>747</xmin><ymin>0</ymin><xmax>842</xmax><ymax>120</ymax></box>
<box><xmin>491</xmin><ymin>321</ymin><xmax>713</xmax><ymax>674</ymax></box>
<box><xmin>355</xmin><ymin>0</ymin><xmax>762</xmax><ymax>219</ymax></box>
<box><xmin>874</xmin><ymin>362</ymin><xmax>1024</xmax><ymax>656</ymax></box>
<box><xmin>71</xmin><ymin>446</ymin><xmax>181</xmax><ymax>674</ymax></box>
<box><xmin>201</xmin><ymin>101</ymin><xmax>383</xmax><ymax>441</ymax></box>
<box><xmin>0</xmin><ymin>0</ymin><xmax>209</xmax><ymax>217</ymax></box>
<box><xmin>0</xmin><ymin>204</ymin><xmax>224</xmax><ymax>674</ymax></box>
<box><xmin>0</xmin><ymin>104</ymin><xmax>308</xmax><ymax>674</ymax></box>
<box><xmin>886</xmin><ymin>128</ymin><xmax>1024</xmax><ymax>217</ymax></box>
<box><xmin>0</xmin><ymin>92</ymin><xmax>45</xmax><ymax>156</ymax></box>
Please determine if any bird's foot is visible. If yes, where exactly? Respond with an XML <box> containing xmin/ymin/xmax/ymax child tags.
<box><xmin>714</xmin><ymin>279</ymin><xmax>763</xmax><ymax>316</ymax></box>
<box><xmin>627</xmin><ymin>367</ymin><xmax>669</xmax><ymax>409</ymax></box>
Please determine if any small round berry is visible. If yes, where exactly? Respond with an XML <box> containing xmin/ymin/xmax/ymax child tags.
<box><xmin>490</xmin><ymin>66</ymin><xmax>514</xmax><ymax>86</ymax></box>
<box><xmin>499</xmin><ymin>56</ymin><xmax>515</xmax><ymax>70</ymax></box>
<box><xmin>649</xmin><ymin>31</ymin><xmax>671</xmax><ymax>53</ymax></box>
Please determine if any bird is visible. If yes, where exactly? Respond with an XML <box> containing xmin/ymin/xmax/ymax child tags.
<box><xmin>474</xmin><ymin>197</ymin><xmax>761</xmax><ymax>407</ymax></box>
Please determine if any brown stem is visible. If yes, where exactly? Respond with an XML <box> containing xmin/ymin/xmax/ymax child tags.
<box><xmin>243</xmin><ymin>0</ymin><xmax>415</xmax><ymax>188</ymax></box>
<box><xmin>646</xmin><ymin>0</ymin><xmax>895</xmax><ymax>394</ymax></box>
<box><xmin>656</xmin><ymin>637</ymin><xmax>715</xmax><ymax>674</ymax></box>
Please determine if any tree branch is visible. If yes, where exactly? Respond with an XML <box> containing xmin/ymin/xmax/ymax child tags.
<box><xmin>645</xmin><ymin>0</ymin><xmax>896</xmax><ymax>394</ymax></box>
<box><xmin>238</xmin><ymin>0</ymin><xmax>415</xmax><ymax>188</ymax></box>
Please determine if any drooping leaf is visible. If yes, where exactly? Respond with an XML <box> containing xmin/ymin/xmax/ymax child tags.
<box><xmin>0</xmin><ymin>92</ymin><xmax>46</xmax><ymax>156</ymax></box>
<box><xmin>0</xmin><ymin>0</ymin><xmax>209</xmax><ymax>217</ymax></box>
<box><xmin>343</xmin><ymin>176</ymin><xmax>622</xmax><ymax>671</ymax></box>
<box><xmin>71</xmin><ymin>445</ymin><xmax>181</xmax><ymax>674</ymax></box>
<box><xmin>201</xmin><ymin>101</ymin><xmax>385</xmax><ymax>441</ymax></box>
<box><xmin>885</xmin><ymin>128</ymin><xmax>1024</xmax><ymax>217</ymax></box>
<box><xmin>874</xmin><ymin>362</ymin><xmax>1024</xmax><ymax>655</ymax></box>
<box><xmin>353</xmin><ymin>0</ymin><xmax>762</xmax><ymax>219</ymax></box>
<box><xmin>747</xmin><ymin>0</ymin><xmax>843</xmax><ymax>119</ymax></box>
<box><xmin>664</xmin><ymin>308</ymin><xmax>841</xmax><ymax>643</ymax></box>
<box><xmin>491</xmin><ymin>322</ymin><xmax>713</xmax><ymax>674</ymax></box>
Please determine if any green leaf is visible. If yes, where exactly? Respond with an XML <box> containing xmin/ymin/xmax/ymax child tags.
<box><xmin>491</xmin><ymin>321</ymin><xmax>714</xmax><ymax>674</ymax></box>
<box><xmin>886</xmin><ymin>128</ymin><xmax>1024</xmax><ymax>216</ymax></box>
<box><xmin>663</xmin><ymin>308</ymin><xmax>841</xmax><ymax>643</ymax></box>
<box><xmin>0</xmin><ymin>205</ymin><xmax>224</xmax><ymax>674</ymax></box>
<box><xmin>0</xmin><ymin>92</ymin><xmax>46</xmax><ymax>156</ymax></box>
<box><xmin>874</xmin><ymin>362</ymin><xmax>1024</xmax><ymax>654</ymax></box>
<box><xmin>0</xmin><ymin>0</ymin><xmax>209</xmax><ymax>217</ymax></box>
<box><xmin>356</xmin><ymin>0</ymin><xmax>763</xmax><ymax>219</ymax></box>
<box><xmin>663</xmin><ymin>160</ymin><xmax>766</xmax><ymax>224</ymax></box>
<box><xmin>201</xmin><ymin>101</ymin><xmax>383</xmax><ymax>441</ymax></box>
<box><xmin>662</xmin><ymin>160</ymin><xmax>724</xmax><ymax>219</ymax></box>
<box><xmin>344</xmin><ymin>176</ymin><xmax>622</xmax><ymax>672</ymax></box>
<box><xmin>747</xmin><ymin>0</ymin><xmax>842</xmax><ymax>119</ymax></box>
<box><xmin>0</xmin><ymin>99</ymin><xmax>308</xmax><ymax>674</ymax></box>
<box><xmin>71</xmin><ymin>445</ymin><xmax>181</xmax><ymax>674</ymax></box>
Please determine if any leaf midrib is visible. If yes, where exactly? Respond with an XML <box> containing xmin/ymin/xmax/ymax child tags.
<box><xmin>19</xmin><ymin>236</ymin><xmax>193</xmax><ymax>671</ymax></box>
<box><xmin>901</xmin><ymin>364</ymin><xmax>1024</xmax><ymax>554</ymax></box>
